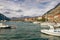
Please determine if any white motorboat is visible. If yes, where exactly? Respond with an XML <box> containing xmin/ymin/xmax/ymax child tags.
<box><xmin>33</xmin><ymin>21</ymin><xmax>40</xmax><ymax>24</ymax></box>
<box><xmin>0</xmin><ymin>23</ymin><xmax>11</xmax><ymax>29</ymax></box>
<box><xmin>41</xmin><ymin>24</ymin><xmax>60</xmax><ymax>36</ymax></box>
<box><xmin>40</xmin><ymin>22</ymin><xmax>55</xmax><ymax>26</ymax></box>
<box><xmin>40</xmin><ymin>22</ymin><xmax>49</xmax><ymax>26</ymax></box>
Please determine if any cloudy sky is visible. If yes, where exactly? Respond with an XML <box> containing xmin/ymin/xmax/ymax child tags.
<box><xmin>0</xmin><ymin>0</ymin><xmax>60</xmax><ymax>18</ymax></box>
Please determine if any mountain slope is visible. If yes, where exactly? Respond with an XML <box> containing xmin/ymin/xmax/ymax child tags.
<box><xmin>43</xmin><ymin>3</ymin><xmax>60</xmax><ymax>16</ymax></box>
<box><xmin>0</xmin><ymin>13</ymin><xmax>10</xmax><ymax>21</ymax></box>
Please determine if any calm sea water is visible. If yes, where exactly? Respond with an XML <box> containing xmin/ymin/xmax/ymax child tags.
<box><xmin>0</xmin><ymin>21</ymin><xmax>60</xmax><ymax>40</ymax></box>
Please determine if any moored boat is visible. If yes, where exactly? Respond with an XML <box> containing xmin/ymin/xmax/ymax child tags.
<box><xmin>33</xmin><ymin>21</ymin><xmax>40</xmax><ymax>24</ymax></box>
<box><xmin>0</xmin><ymin>23</ymin><xmax>11</xmax><ymax>29</ymax></box>
<box><xmin>41</xmin><ymin>24</ymin><xmax>60</xmax><ymax>36</ymax></box>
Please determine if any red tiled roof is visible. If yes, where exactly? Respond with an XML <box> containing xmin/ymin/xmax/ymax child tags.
<box><xmin>55</xmin><ymin>14</ymin><xmax>60</xmax><ymax>16</ymax></box>
<box><xmin>48</xmin><ymin>16</ymin><xmax>54</xmax><ymax>18</ymax></box>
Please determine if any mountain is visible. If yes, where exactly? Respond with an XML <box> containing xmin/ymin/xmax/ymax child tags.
<box><xmin>43</xmin><ymin>3</ymin><xmax>60</xmax><ymax>16</ymax></box>
<box><xmin>10</xmin><ymin>16</ymin><xmax>32</xmax><ymax>21</ymax></box>
<box><xmin>43</xmin><ymin>3</ymin><xmax>60</xmax><ymax>22</ymax></box>
<box><xmin>0</xmin><ymin>13</ymin><xmax>10</xmax><ymax>21</ymax></box>
<box><xmin>20</xmin><ymin>16</ymin><xmax>32</xmax><ymax>18</ymax></box>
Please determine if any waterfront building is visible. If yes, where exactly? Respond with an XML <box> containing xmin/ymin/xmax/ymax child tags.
<box><xmin>54</xmin><ymin>14</ymin><xmax>60</xmax><ymax>22</ymax></box>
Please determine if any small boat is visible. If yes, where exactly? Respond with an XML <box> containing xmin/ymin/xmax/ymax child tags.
<box><xmin>0</xmin><ymin>23</ymin><xmax>11</xmax><ymax>29</ymax></box>
<box><xmin>33</xmin><ymin>21</ymin><xmax>40</xmax><ymax>24</ymax></box>
<box><xmin>41</xmin><ymin>24</ymin><xmax>60</xmax><ymax>36</ymax></box>
<box><xmin>40</xmin><ymin>22</ymin><xmax>55</xmax><ymax>26</ymax></box>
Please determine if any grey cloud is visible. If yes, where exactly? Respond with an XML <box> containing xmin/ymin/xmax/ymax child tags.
<box><xmin>16</xmin><ymin>10</ymin><xmax>23</xmax><ymax>12</ymax></box>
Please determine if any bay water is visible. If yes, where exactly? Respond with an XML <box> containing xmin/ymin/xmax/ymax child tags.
<box><xmin>0</xmin><ymin>21</ymin><xmax>60</xmax><ymax>40</ymax></box>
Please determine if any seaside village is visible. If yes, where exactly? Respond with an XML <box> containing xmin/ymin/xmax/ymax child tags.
<box><xmin>24</xmin><ymin>14</ymin><xmax>60</xmax><ymax>23</ymax></box>
<box><xmin>24</xmin><ymin>3</ymin><xmax>60</xmax><ymax>23</ymax></box>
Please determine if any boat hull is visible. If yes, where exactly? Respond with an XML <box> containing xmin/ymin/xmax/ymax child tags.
<box><xmin>0</xmin><ymin>26</ymin><xmax>11</xmax><ymax>29</ymax></box>
<box><xmin>41</xmin><ymin>29</ymin><xmax>60</xmax><ymax>36</ymax></box>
